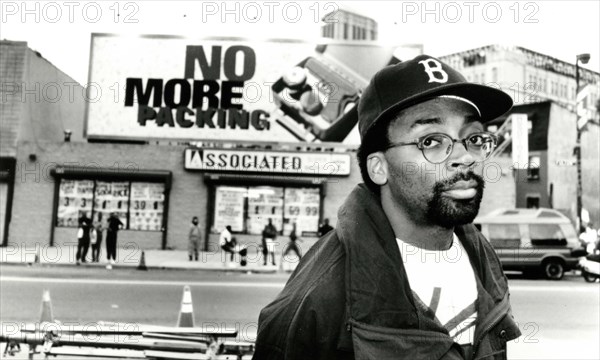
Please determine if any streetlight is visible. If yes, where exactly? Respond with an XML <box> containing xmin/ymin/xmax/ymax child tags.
<box><xmin>575</xmin><ymin>53</ymin><xmax>590</xmax><ymax>233</ymax></box>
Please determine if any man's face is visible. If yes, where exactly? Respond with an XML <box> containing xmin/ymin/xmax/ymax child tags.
<box><xmin>381</xmin><ymin>97</ymin><xmax>486</xmax><ymax>229</ymax></box>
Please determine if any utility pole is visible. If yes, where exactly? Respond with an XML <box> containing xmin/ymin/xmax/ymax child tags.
<box><xmin>575</xmin><ymin>53</ymin><xmax>590</xmax><ymax>233</ymax></box>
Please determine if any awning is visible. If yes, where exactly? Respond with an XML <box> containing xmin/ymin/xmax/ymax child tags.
<box><xmin>50</xmin><ymin>165</ymin><xmax>172</xmax><ymax>188</ymax></box>
<box><xmin>203</xmin><ymin>173</ymin><xmax>328</xmax><ymax>187</ymax></box>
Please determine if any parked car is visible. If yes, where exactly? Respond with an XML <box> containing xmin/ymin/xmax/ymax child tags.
<box><xmin>474</xmin><ymin>208</ymin><xmax>580</xmax><ymax>280</ymax></box>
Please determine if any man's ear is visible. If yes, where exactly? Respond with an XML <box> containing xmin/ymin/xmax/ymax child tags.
<box><xmin>367</xmin><ymin>152</ymin><xmax>388</xmax><ymax>186</ymax></box>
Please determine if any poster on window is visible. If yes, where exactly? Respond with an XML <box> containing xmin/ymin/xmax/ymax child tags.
<box><xmin>284</xmin><ymin>188</ymin><xmax>320</xmax><ymax>237</ymax></box>
<box><xmin>56</xmin><ymin>180</ymin><xmax>94</xmax><ymax>227</ymax></box>
<box><xmin>130</xmin><ymin>182</ymin><xmax>165</xmax><ymax>231</ymax></box>
<box><xmin>213</xmin><ymin>187</ymin><xmax>245</xmax><ymax>233</ymax></box>
<box><xmin>94</xmin><ymin>181</ymin><xmax>130</xmax><ymax>229</ymax></box>
<box><xmin>247</xmin><ymin>187</ymin><xmax>284</xmax><ymax>235</ymax></box>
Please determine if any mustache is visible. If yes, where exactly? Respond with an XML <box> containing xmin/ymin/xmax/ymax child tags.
<box><xmin>434</xmin><ymin>172</ymin><xmax>485</xmax><ymax>192</ymax></box>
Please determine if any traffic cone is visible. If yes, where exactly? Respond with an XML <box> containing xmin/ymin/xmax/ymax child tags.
<box><xmin>40</xmin><ymin>290</ymin><xmax>54</xmax><ymax>323</ymax></box>
<box><xmin>176</xmin><ymin>285</ymin><xmax>195</xmax><ymax>327</ymax></box>
<box><xmin>137</xmin><ymin>251</ymin><xmax>147</xmax><ymax>271</ymax></box>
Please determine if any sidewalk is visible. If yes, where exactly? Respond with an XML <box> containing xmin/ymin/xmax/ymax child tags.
<box><xmin>0</xmin><ymin>244</ymin><xmax>300</xmax><ymax>273</ymax></box>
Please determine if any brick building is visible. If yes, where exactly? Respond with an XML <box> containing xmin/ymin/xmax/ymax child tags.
<box><xmin>0</xmin><ymin>40</ymin><xmax>86</xmax><ymax>246</ymax></box>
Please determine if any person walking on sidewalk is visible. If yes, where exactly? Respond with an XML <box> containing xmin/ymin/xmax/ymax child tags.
<box><xmin>283</xmin><ymin>223</ymin><xmax>302</xmax><ymax>260</ymax></box>
<box><xmin>261</xmin><ymin>219</ymin><xmax>278</xmax><ymax>266</ymax></box>
<box><xmin>75</xmin><ymin>212</ymin><xmax>91</xmax><ymax>265</ymax></box>
<box><xmin>106</xmin><ymin>212</ymin><xmax>123</xmax><ymax>269</ymax></box>
<box><xmin>188</xmin><ymin>216</ymin><xmax>202</xmax><ymax>261</ymax></box>
<box><xmin>255</xmin><ymin>55</ymin><xmax>521</xmax><ymax>359</ymax></box>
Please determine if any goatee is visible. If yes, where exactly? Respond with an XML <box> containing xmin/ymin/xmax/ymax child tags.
<box><xmin>426</xmin><ymin>172</ymin><xmax>485</xmax><ymax>229</ymax></box>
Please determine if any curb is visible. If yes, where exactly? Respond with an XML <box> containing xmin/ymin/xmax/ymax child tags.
<box><xmin>0</xmin><ymin>261</ymin><xmax>282</xmax><ymax>274</ymax></box>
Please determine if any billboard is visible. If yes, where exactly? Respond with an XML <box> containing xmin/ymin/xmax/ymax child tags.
<box><xmin>86</xmin><ymin>34</ymin><xmax>405</xmax><ymax>144</ymax></box>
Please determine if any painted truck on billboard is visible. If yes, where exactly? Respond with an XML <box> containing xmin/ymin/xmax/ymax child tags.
<box><xmin>86</xmin><ymin>34</ymin><xmax>419</xmax><ymax>144</ymax></box>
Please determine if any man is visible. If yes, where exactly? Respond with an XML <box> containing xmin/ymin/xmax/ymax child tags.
<box><xmin>283</xmin><ymin>223</ymin><xmax>302</xmax><ymax>260</ymax></box>
<box><xmin>317</xmin><ymin>218</ymin><xmax>334</xmax><ymax>237</ymax></box>
<box><xmin>105</xmin><ymin>212</ymin><xmax>123</xmax><ymax>269</ymax></box>
<box><xmin>254</xmin><ymin>55</ymin><xmax>521</xmax><ymax>359</ymax></box>
<box><xmin>220</xmin><ymin>225</ymin><xmax>235</xmax><ymax>264</ymax></box>
<box><xmin>75</xmin><ymin>212</ymin><xmax>91</xmax><ymax>265</ymax></box>
<box><xmin>262</xmin><ymin>219</ymin><xmax>278</xmax><ymax>266</ymax></box>
<box><xmin>188</xmin><ymin>216</ymin><xmax>202</xmax><ymax>261</ymax></box>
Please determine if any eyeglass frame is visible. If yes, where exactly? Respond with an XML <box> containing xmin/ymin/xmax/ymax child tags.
<box><xmin>384</xmin><ymin>131</ymin><xmax>498</xmax><ymax>164</ymax></box>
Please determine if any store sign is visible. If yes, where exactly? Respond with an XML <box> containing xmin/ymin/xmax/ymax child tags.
<box><xmin>87</xmin><ymin>34</ymin><xmax>404</xmax><ymax>144</ymax></box>
<box><xmin>184</xmin><ymin>148</ymin><xmax>351</xmax><ymax>176</ymax></box>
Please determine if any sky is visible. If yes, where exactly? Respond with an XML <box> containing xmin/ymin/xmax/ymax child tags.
<box><xmin>1</xmin><ymin>0</ymin><xmax>599</xmax><ymax>85</ymax></box>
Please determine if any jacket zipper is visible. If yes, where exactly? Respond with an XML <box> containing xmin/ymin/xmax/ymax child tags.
<box><xmin>472</xmin><ymin>298</ymin><xmax>509</xmax><ymax>356</ymax></box>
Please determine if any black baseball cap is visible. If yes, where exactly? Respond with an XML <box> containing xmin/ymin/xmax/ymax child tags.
<box><xmin>358</xmin><ymin>54</ymin><xmax>513</xmax><ymax>140</ymax></box>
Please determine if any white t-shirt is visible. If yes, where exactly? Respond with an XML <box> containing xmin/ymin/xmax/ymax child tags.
<box><xmin>396</xmin><ymin>234</ymin><xmax>478</xmax><ymax>345</ymax></box>
<box><xmin>219</xmin><ymin>229</ymin><xmax>232</xmax><ymax>246</ymax></box>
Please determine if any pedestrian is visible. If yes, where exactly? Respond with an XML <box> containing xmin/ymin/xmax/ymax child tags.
<box><xmin>220</xmin><ymin>225</ymin><xmax>235</xmax><ymax>265</ymax></box>
<box><xmin>580</xmin><ymin>222</ymin><xmax>598</xmax><ymax>255</ymax></box>
<box><xmin>283</xmin><ymin>223</ymin><xmax>302</xmax><ymax>260</ymax></box>
<box><xmin>89</xmin><ymin>221</ymin><xmax>98</xmax><ymax>262</ymax></box>
<box><xmin>105</xmin><ymin>212</ymin><xmax>123</xmax><ymax>269</ymax></box>
<box><xmin>91</xmin><ymin>217</ymin><xmax>104</xmax><ymax>263</ymax></box>
<box><xmin>75</xmin><ymin>212</ymin><xmax>91</xmax><ymax>265</ymax></box>
<box><xmin>317</xmin><ymin>218</ymin><xmax>334</xmax><ymax>237</ymax></box>
<box><xmin>254</xmin><ymin>55</ymin><xmax>521</xmax><ymax>359</ymax></box>
<box><xmin>188</xmin><ymin>216</ymin><xmax>201</xmax><ymax>261</ymax></box>
<box><xmin>261</xmin><ymin>219</ymin><xmax>278</xmax><ymax>266</ymax></box>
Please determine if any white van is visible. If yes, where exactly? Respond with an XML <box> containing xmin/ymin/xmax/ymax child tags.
<box><xmin>474</xmin><ymin>208</ymin><xmax>580</xmax><ymax>280</ymax></box>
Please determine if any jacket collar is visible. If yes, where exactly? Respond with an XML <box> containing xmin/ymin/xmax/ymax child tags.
<box><xmin>335</xmin><ymin>184</ymin><xmax>507</xmax><ymax>329</ymax></box>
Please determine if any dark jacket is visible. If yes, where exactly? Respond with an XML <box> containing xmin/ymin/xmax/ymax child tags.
<box><xmin>78</xmin><ymin>216</ymin><xmax>92</xmax><ymax>242</ymax></box>
<box><xmin>254</xmin><ymin>184</ymin><xmax>520</xmax><ymax>360</ymax></box>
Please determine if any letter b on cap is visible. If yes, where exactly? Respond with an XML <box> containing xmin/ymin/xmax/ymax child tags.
<box><xmin>418</xmin><ymin>59</ymin><xmax>448</xmax><ymax>84</ymax></box>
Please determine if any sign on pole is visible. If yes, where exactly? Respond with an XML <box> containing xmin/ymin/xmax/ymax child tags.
<box><xmin>510</xmin><ymin>114</ymin><xmax>529</xmax><ymax>169</ymax></box>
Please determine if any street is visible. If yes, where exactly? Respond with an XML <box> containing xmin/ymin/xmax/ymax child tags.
<box><xmin>1</xmin><ymin>265</ymin><xmax>599</xmax><ymax>359</ymax></box>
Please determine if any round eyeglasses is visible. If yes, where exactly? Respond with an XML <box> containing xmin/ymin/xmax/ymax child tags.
<box><xmin>385</xmin><ymin>132</ymin><xmax>497</xmax><ymax>164</ymax></box>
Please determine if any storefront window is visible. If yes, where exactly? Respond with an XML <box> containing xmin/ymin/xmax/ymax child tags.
<box><xmin>214</xmin><ymin>186</ymin><xmax>246</xmax><ymax>232</ymax></box>
<box><xmin>212</xmin><ymin>185</ymin><xmax>321</xmax><ymax>237</ymax></box>
<box><xmin>247</xmin><ymin>187</ymin><xmax>284</xmax><ymax>235</ymax></box>
<box><xmin>130</xmin><ymin>182</ymin><xmax>165</xmax><ymax>231</ymax></box>
<box><xmin>283</xmin><ymin>187</ymin><xmax>320</xmax><ymax>237</ymax></box>
<box><xmin>56</xmin><ymin>180</ymin><xmax>93</xmax><ymax>227</ymax></box>
<box><xmin>56</xmin><ymin>179</ymin><xmax>165</xmax><ymax>231</ymax></box>
<box><xmin>94</xmin><ymin>181</ymin><xmax>129</xmax><ymax>229</ymax></box>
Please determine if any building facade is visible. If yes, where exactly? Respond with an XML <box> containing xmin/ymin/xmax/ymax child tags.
<box><xmin>480</xmin><ymin>101</ymin><xmax>599</xmax><ymax>226</ymax></box>
<box><xmin>2</xmin><ymin>35</ymin><xmax>406</xmax><ymax>254</ymax></box>
<box><xmin>439</xmin><ymin>45</ymin><xmax>600</xmax><ymax>117</ymax></box>
<box><xmin>321</xmin><ymin>9</ymin><xmax>378</xmax><ymax>41</ymax></box>
<box><xmin>0</xmin><ymin>40</ymin><xmax>86</xmax><ymax>246</ymax></box>
<box><xmin>441</xmin><ymin>45</ymin><xmax>600</xmax><ymax>226</ymax></box>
